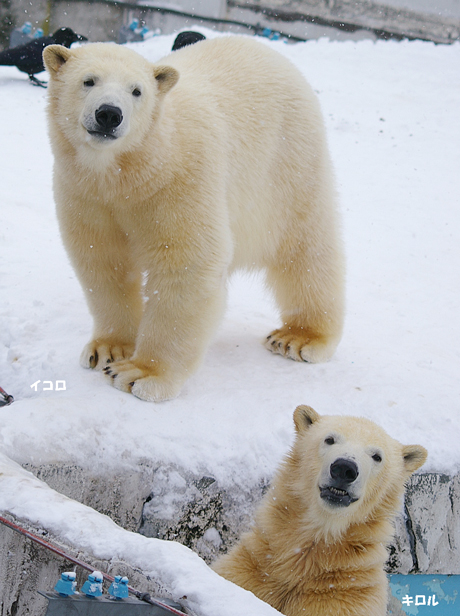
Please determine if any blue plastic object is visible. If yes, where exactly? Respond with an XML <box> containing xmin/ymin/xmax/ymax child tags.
<box><xmin>118</xmin><ymin>20</ymin><xmax>144</xmax><ymax>44</ymax></box>
<box><xmin>54</xmin><ymin>572</ymin><xmax>76</xmax><ymax>597</ymax></box>
<box><xmin>39</xmin><ymin>590</ymin><xmax>183</xmax><ymax>615</ymax></box>
<box><xmin>108</xmin><ymin>576</ymin><xmax>129</xmax><ymax>599</ymax></box>
<box><xmin>261</xmin><ymin>28</ymin><xmax>281</xmax><ymax>41</ymax></box>
<box><xmin>9</xmin><ymin>22</ymin><xmax>33</xmax><ymax>48</ymax></box>
<box><xmin>81</xmin><ymin>571</ymin><xmax>103</xmax><ymax>597</ymax></box>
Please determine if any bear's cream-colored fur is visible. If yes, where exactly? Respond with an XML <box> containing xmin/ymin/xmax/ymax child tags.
<box><xmin>213</xmin><ymin>406</ymin><xmax>427</xmax><ymax>616</ymax></box>
<box><xmin>43</xmin><ymin>37</ymin><xmax>344</xmax><ymax>401</ymax></box>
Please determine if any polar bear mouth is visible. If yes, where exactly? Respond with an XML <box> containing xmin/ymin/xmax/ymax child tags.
<box><xmin>87</xmin><ymin>129</ymin><xmax>118</xmax><ymax>140</ymax></box>
<box><xmin>320</xmin><ymin>486</ymin><xmax>359</xmax><ymax>507</ymax></box>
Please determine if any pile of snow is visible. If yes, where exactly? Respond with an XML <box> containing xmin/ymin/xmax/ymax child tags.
<box><xmin>0</xmin><ymin>28</ymin><xmax>459</xmax><ymax>611</ymax></box>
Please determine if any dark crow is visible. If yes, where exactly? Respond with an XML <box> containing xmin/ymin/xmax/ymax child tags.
<box><xmin>0</xmin><ymin>27</ymin><xmax>87</xmax><ymax>85</ymax></box>
<box><xmin>172</xmin><ymin>31</ymin><xmax>206</xmax><ymax>51</ymax></box>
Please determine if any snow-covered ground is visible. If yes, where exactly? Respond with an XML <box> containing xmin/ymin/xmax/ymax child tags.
<box><xmin>0</xmin><ymin>29</ymin><xmax>459</xmax><ymax>612</ymax></box>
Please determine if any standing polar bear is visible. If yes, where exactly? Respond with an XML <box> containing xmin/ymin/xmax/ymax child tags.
<box><xmin>213</xmin><ymin>406</ymin><xmax>428</xmax><ymax>616</ymax></box>
<box><xmin>43</xmin><ymin>37</ymin><xmax>344</xmax><ymax>402</ymax></box>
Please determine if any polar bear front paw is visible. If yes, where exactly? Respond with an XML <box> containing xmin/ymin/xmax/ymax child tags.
<box><xmin>265</xmin><ymin>325</ymin><xmax>336</xmax><ymax>364</ymax></box>
<box><xmin>103</xmin><ymin>359</ymin><xmax>182</xmax><ymax>402</ymax></box>
<box><xmin>80</xmin><ymin>340</ymin><xmax>135</xmax><ymax>370</ymax></box>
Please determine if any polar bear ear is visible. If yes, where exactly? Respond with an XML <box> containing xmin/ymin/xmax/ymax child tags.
<box><xmin>43</xmin><ymin>44</ymin><xmax>72</xmax><ymax>74</ymax></box>
<box><xmin>294</xmin><ymin>405</ymin><xmax>320</xmax><ymax>433</ymax></box>
<box><xmin>402</xmin><ymin>445</ymin><xmax>428</xmax><ymax>473</ymax></box>
<box><xmin>153</xmin><ymin>65</ymin><xmax>179</xmax><ymax>95</ymax></box>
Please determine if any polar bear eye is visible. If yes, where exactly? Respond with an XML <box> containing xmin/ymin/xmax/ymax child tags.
<box><xmin>84</xmin><ymin>78</ymin><xmax>95</xmax><ymax>87</ymax></box>
<box><xmin>372</xmin><ymin>453</ymin><xmax>382</xmax><ymax>463</ymax></box>
<box><xmin>132</xmin><ymin>88</ymin><xmax>142</xmax><ymax>97</ymax></box>
<box><xmin>325</xmin><ymin>436</ymin><xmax>335</xmax><ymax>445</ymax></box>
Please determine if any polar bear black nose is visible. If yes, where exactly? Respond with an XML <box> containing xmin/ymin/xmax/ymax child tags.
<box><xmin>330</xmin><ymin>458</ymin><xmax>359</xmax><ymax>484</ymax></box>
<box><xmin>95</xmin><ymin>104</ymin><xmax>123</xmax><ymax>130</ymax></box>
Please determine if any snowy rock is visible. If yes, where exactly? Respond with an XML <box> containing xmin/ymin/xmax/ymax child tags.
<box><xmin>405</xmin><ymin>473</ymin><xmax>460</xmax><ymax>574</ymax></box>
<box><xmin>2</xmin><ymin>459</ymin><xmax>459</xmax><ymax>608</ymax></box>
<box><xmin>16</xmin><ymin>461</ymin><xmax>460</xmax><ymax>575</ymax></box>
<box><xmin>1</xmin><ymin>460</ymin><xmax>459</xmax><ymax>616</ymax></box>
<box><xmin>138</xmin><ymin>467</ymin><xmax>267</xmax><ymax>563</ymax></box>
<box><xmin>0</xmin><ymin>455</ymin><xmax>283</xmax><ymax>616</ymax></box>
<box><xmin>388</xmin><ymin>473</ymin><xmax>460</xmax><ymax>575</ymax></box>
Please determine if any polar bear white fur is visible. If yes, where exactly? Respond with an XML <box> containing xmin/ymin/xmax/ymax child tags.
<box><xmin>43</xmin><ymin>37</ymin><xmax>344</xmax><ymax>401</ymax></box>
<box><xmin>213</xmin><ymin>406</ymin><xmax>428</xmax><ymax>616</ymax></box>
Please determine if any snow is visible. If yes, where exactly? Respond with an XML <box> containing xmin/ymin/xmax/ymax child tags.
<box><xmin>0</xmin><ymin>28</ymin><xmax>459</xmax><ymax>613</ymax></box>
<box><xmin>0</xmin><ymin>452</ymin><xmax>281</xmax><ymax>616</ymax></box>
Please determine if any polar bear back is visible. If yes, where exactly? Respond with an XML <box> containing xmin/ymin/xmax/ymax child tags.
<box><xmin>160</xmin><ymin>36</ymin><xmax>335</xmax><ymax>270</ymax></box>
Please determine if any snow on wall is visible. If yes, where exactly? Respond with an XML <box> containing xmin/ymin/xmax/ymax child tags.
<box><xmin>0</xmin><ymin>454</ymin><xmax>282</xmax><ymax>616</ymax></box>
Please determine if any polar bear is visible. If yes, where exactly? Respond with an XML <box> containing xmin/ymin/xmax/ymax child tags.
<box><xmin>43</xmin><ymin>37</ymin><xmax>344</xmax><ymax>402</ymax></box>
<box><xmin>213</xmin><ymin>406</ymin><xmax>427</xmax><ymax>616</ymax></box>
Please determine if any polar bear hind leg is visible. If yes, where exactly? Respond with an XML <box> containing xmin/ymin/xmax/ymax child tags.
<box><xmin>265</xmin><ymin>207</ymin><xmax>345</xmax><ymax>364</ymax></box>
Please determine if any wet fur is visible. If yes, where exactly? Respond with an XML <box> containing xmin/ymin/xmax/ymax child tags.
<box><xmin>213</xmin><ymin>406</ymin><xmax>427</xmax><ymax>616</ymax></box>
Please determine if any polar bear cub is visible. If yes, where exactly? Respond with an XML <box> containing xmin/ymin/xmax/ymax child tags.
<box><xmin>213</xmin><ymin>406</ymin><xmax>428</xmax><ymax>616</ymax></box>
<box><xmin>43</xmin><ymin>37</ymin><xmax>344</xmax><ymax>401</ymax></box>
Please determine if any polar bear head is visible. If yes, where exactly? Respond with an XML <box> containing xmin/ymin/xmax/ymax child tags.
<box><xmin>286</xmin><ymin>405</ymin><xmax>427</xmax><ymax>538</ymax></box>
<box><xmin>43</xmin><ymin>43</ymin><xmax>178</xmax><ymax>162</ymax></box>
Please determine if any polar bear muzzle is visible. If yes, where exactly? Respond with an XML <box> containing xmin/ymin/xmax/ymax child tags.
<box><xmin>320</xmin><ymin>457</ymin><xmax>360</xmax><ymax>507</ymax></box>
<box><xmin>87</xmin><ymin>104</ymin><xmax>123</xmax><ymax>140</ymax></box>
<box><xmin>85</xmin><ymin>104</ymin><xmax>123</xmax><ymax>139</ymax></box>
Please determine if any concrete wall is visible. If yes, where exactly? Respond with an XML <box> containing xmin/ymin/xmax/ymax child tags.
<box><xmin>3</xmin><ymin>0</ymin><xmax>460</xmax><ymax>49</ymax></box>
<box><xmin>380</xmin><ymin>0</ymin><xmax>460</xmax><ymax>19</ymax></box>
<box><xmin>3</xmin><ymin>0</ymin><xmax>227</xmax><ymax>47</ymax></box>
<box><xmin>7</xmin><ymin>463</ymin><xmax>460</xmax><ymax>572</ymax></box>
<box><xmin>5</xmin><ymin>0</ymin><xmax>123</xmax><ymax>44</ymax></box>
<box><xmin>50</xmin><ymin>1</ymin><xmax>122</xmax><ymax>43</ymax></box>
<box><xmin>226</xmin><ymin>0</ymin><xmax>460</xmax><ymax>43</ymax></box>
<box><xmin>1</xmin><ymin>465</ymin><xmax>459</xmax><ymax>616</ymax></box>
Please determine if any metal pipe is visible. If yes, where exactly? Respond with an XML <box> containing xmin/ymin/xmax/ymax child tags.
<box><xmin>0</xmin><ymin>514</ymin><xmax>188</xmax><ymax>616</ymax></box>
